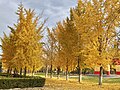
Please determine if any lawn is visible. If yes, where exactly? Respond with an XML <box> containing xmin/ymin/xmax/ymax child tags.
<box><xmin>35</xmin><ymin>73</ymin><xmax>120</xmax><ymax>83</ymax></box>
<box><xmin>43</xmin><ymin>78</ymin><xmax>120</xmax><ymax>90</ymax></box>
<box><xmin>33</xmin><ymin>73</ymin><xmax>120</xmax><ymax>90</ymax></box>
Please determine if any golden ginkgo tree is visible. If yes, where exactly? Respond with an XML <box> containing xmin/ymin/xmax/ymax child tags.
<box><xmin>73</xmin><ymin>0</ymin><xmax>120</xmax><ymax>85</ymax></box>
<box><xmin>1</xmin><ymin>4</ymin><xmax>45</xmax><ymax>76</ymax></box>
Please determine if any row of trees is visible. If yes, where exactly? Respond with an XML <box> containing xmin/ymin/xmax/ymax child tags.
<box><xmin>44</xmin><ymin>0</ymin><xmax>120</xmax><ymax>85</ymax></box>
<box><xmin>1</xmin><ymin>0</ymin><xmax>120</xmax><ymax>85</ymax></box>
<box><xmin>1</xmin><ymin>4</ymin><xmax>44</xmax><ymax>76</ymax></box>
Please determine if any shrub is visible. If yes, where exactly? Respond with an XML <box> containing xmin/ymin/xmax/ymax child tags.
<box><xmin>0</xmin><ymin>77</ymin><xmax>45</xmax><ymax>89</ymax></box>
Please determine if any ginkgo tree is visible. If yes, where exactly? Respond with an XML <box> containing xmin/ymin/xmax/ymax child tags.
<box><xmin>1</xmin><ymin>33</ymin><xmax>15</xmax><ymax>74</ymax></box>
<box><xmin>52</xmin><ymin>16</ymin><xmax>78</xmax><ymax>80</ymax></box>
<box><xmin>73</xmin><ymin>0</ymin><xmax>120</xmax><ymax>85</ymax></box>
<box><xmin>47</xmin><ymin>28</ymin><xmax>65</xmax><ymax>79</ymax></box>
<box><xmin>1</xmin><ymin>4</ymin><xmax>45</xmax><ymax>76</ymax></box>
<box><xmin>46</xmin><ymin>28</ymin><xmax>56</xmax><ymax>78</ymax></box>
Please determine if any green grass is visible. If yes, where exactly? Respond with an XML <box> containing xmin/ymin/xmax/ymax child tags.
<box><xmin>35</xmin><ymin>72</ymin><xmax>120</xmax><ymax>84</ymax></box>
<box><xmin>103</xmin><ymin>78</ymin><xmax>120</xmax><ymax>83</ymax></box>
<box><xmin>69</xmin><ymin>75</ymin><xmax>120</xmax><ymax>84</ymax></box>
<box><xmin>34</xmin><ymin>72</ymin><xmax>47</xmax><ymax>77</ymax></box>
<box><xmin>82</xmin><ymin>76</ymin><xmax>98</xmax><ymax>83</ymax></box>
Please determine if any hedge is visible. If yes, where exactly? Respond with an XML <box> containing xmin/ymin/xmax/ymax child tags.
<box><xmin>0</xmin><ymin>77</ymin><xmax>45</xmax><ymax>89</ymax></box>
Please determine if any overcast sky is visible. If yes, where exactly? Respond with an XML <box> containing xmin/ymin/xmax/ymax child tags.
<box><xmin>0</xmin><ymin>0</ymin><xmax>77</xmax><ymax>54</ymax></box>
<box><xmin>0</xmin><ymin>0</ymin><xmax>77</xmax><ymax>37</ymax></box>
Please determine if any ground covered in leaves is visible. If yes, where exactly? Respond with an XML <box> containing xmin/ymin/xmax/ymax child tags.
<box><xmin>13</xmin><ymin>77</ymin><xmax>120</xmax><ymax>90</ymax></box>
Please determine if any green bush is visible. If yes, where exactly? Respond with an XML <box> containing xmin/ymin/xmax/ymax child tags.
<box><xmin>0</xmin><ymin>77</ymin><xmax>45</xmax><ymax>89</ymax></box>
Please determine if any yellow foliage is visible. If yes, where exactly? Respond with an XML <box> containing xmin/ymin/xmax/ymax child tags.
<box><xmin>1</xmin><ymin>4</ymin><xmax>44</xmax><ymax>72</ymax></box>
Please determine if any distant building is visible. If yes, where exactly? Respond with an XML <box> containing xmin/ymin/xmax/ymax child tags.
<box><xmin>94</xmin><ymin>58</ymin><xmax>120</xmax><ymax>75</ymax></box>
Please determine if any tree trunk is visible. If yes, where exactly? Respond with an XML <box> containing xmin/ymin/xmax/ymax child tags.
<box><xmin>66</xmin><ymin>64</ymin><xmax>69</xmax><ymax>80</ymax></box>
<box><xmin>24</xmin><ymin>67</ymin><xmax>27</xmax><ymax>77</ymax></box>
<box><xmin>57</xmin><ymin>67</ymin><xmax>60</xmax><ymax>79</ymax></box>
<box><xmin>99</xmin><ymin>66</ymin><xmax>103</xmax><ymax>85</ymax></box>
<box><xmin>7</xmin><ymin>67</ymin><xmax>10</xmax><ymax>74</ymax></box>
<box><xmin>0</xmin><ymin>62</ymin><xmax>2</xmax><ymax>73</ymax></box>
<box><xmin>32</xmin><ymin>66</ymin><xmax>35</xmax><ymax>76</ymax></box>
<box><xmin>50</xmin><ymin>64</ymin><xmax>53</xmax><ymax>78</ymax></box>
<box><xmin>9</xmin><ymin>68</ymin><xmax>12</xmax><ymax>75</ymax></box>
<box><xmin>45</xmin><ymin>64</ymin><xmax>48</xmax><ymax>78</ymax></box>
<box><xmin>78</xmin><ymin>67</ymin><xmax>82</xmax><ymax>83</ymax></box>
<box><xmin>20</xmin><ymin>68</ymin><xmax>22</xmax><ymax>77</ymax></box>
<box><xmin>80</xmin><ymin>68</ymin><xmax>82</xmax><ymax>83</ymax></box>
<box><xmin>13</xmin><ymin>68</ymin><xmax>16</xmax><ymax>75</ymax></box>
<box><xmin>13</xmin><ymin>68</ymin><xmax>18</xmax><ymax>77</ymax></box>
<box><xmin>78</xmin><ymin>56</ymin><xmax>82</xmax><ymax>83</ymax></box>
